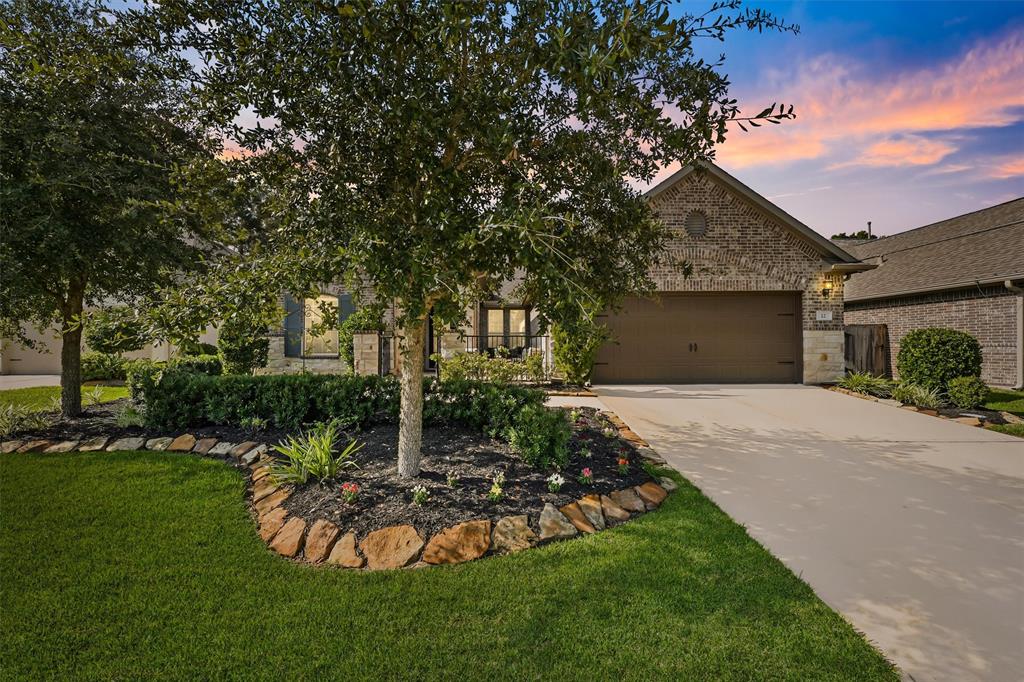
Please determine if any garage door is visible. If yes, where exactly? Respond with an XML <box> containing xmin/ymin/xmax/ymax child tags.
<box><xmin>592</xmin><ymin>293</ymin><xmax>801</xmax><ymax>383</ymax></box>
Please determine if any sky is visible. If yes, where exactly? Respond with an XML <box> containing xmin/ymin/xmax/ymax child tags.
<box><xmin>655</xmin><ymin>0</ymin><xmax>1024</xmax><ymax>237</ymax></box>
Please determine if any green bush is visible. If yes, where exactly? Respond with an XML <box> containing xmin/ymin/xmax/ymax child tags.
<box><xmin>505</xmin><ymin>403</ymin><xmax>570</xmax><ymax>469</ymax></box>
<box><xmin>217</xmin><ymin>318</ymin><xmax>269</xmax><ymax>375</ymax></box>
<box><xmin>838</xmin><ymin>372</ymin><xmax>893</xmax><ymax>398</ymax></box>
<box><xmin>339</xmin><ymin>305</ymin><xmax>386</xmax><ymax>370</ymax></box>
<box><xmin>171</xmin><ymin>354</ymin><xmax>222</xmax><ymax>376</ymax></box>
<box><xmin>81</xmin><ymin>352</ymin><xmax>127</xmax><ymax>381</ymax></box>
<box><xmin>84</xmin><ymin>306</ymin><xmax>148</xmax><ymax>354</ymax></box>
<box><xmin>896</xmin><ymin>328</ymin><xmax>982</xmax><ymax>392</ymax></box>
<box><xmin>551</xmin><ymin>319</ymin><xmax>607</xmax><ymax>385</ymax></box>
<box><xmin>947</xmin><ymin>376</ymin><xmax>989</xmax><ymax>409</ymax></box>
<box><xmin>130</xmin><ymin>369</ymin><xmax>545</xmax><ymax>439</ymax></box>
<box><xmin>178</xmin><ymin>340</ymin><xmax>218</xmax><ymax>356</ymax></box>
<box><xmin>436</xmin><ymin>351</ymin><xmax>521</xmax><ymax>383</ymax></box>
<box><xmin>891</xmin><ymin>382</ymin><xmax>945</xmax><ymax>409</ymax></box>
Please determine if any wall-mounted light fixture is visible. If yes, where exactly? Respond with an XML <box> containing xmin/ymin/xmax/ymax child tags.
<box><xmin>821</xmin><ymin>276</ymin><xmax>835</xmax><ymax>299</ymax></box>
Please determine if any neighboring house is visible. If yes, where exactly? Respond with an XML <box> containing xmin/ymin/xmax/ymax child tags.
<box><xmin>843</xmin><ymin>198</ymin><xmax>1024</xmax><ymax>388</ymax></box>
<box><xmin>275</xmin><ymin>162</ymin><xmax>873</xmax><ymax>385</ymax></box>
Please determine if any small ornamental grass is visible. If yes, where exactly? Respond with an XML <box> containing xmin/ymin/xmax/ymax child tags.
<box><xmin>0</xmin><ymin>404</ymin><xmax>50</xmax><ymax>437</ymax></box>
<box><xmin>891</xmin><ymin>382</ymin><xmax>945</xmax><ymax>410</ymax></box>
<box><xmin>838</xmin><ymin>372</ymin><xmax>893</xmax><ymax>398</ymax></box>
<box><xmin>270</xmin><ymin>421</ymin><xmax>363</xmax><ymax>485</ymax></box>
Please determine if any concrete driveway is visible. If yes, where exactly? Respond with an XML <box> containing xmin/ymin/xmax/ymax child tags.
<box><xmin>0</xmin><ymin>375</ymin><xmax>61</xmax><ymax>389</ymax></box>
<box><xmin>592</xmin><ymin>385</ymin><xmax>1024</xmax><ymax>682</ymax></box>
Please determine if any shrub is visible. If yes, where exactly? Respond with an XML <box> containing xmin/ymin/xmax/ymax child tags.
<box><xmin>436</xmin><ymin>351</ymin><xmax>520</xmax><ymax>383</ymax></box>
<box><xmin>897</xmin><ymin>328</ymin><xmax>982</xmax><ymax>392</ymax></box>
<box><xmin>838</xmin><ymin>372</ymin><xmax>893</xmax><ymax>398</ymax></box>
<box><xmin>269</xmin><ymin>421</ymin><xmax>362</xmax><ymax>485</ymax></box>
<box><xmin>339</xmin><ymin>305</ymin><xmax>386</xmax><ymax>370</ymax></box>
<box><xmin>84</xmin><ymin>306</ymin><xmax>148</xmax><ymax>354</ymax></box>
<box><xmin>81</xmin><ymin>352</ymin><xmax>126</xmax><ymax>381</ymax></box>
<box><xmin>171</xmin><ymin>354</ymin><xmax>222</xmax><ymax>376</ymax></box>
<box><xmin>892</xmin><ymin>382</ymin><xmax>945</xmax><ymax>409</ymax></box>
<box><xmin>505</xmin><ymin>403</ymin><xmax>571</xmax><ymax>469</ymax></box>
<box><xmin>551</xmin><ymin>318</ymin><xmax>607</xmax><ymax>385</ymax></box>
<box><xmin>177</xmin><ymin>340</ymin><xmax>218</xmax><ymax>356</ymax></box>
<box><xmin>523</xmin><ymin>351</ymin><xmax>549</xmax><ymax>383</ymax></box>
<box><xmin>217</xmin><ymin>318</ymin><xmax>269</xmax><ymax>375</ymax></box>
<box><xmin>947</xmin><ymin>376</ymin><xmax>989</xmax><ymax>409</ymax></box>
<box><xmin>0</xmin><ymin>404</ymin><xmax>51</xmax><ymax>437</ymax></box>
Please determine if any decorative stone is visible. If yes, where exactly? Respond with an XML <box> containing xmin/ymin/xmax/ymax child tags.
<box><xmin>252</xmin><ymin>477</ymin><xmax>280</xmax><ymax>503</ymax></box>
<box><xmin>491</xmin><ymin>515</ymin><xmax>537</xmax><ymax>554</ymax></box>
<box><xmin>251</xmin><ymin>465</ymin><xmax>271</xmax><ymax>483</ymax></box>
<box><xmin>192</xmin><ymin>438</ymin><xmax>218</xmax><ymax>454</ymax></box>
<box><xmin>636</xmin><ymin>481</ymin><xmax>668</xmax><ymax>509</ymax></box>
<box><xmin>269</xmin><ymin>517</ymin><xmax>306</xmax><ymax>557</ymax></box>
<box><xmin>107</xmin><ymin>437</ymin><xmax>146</xmax><ymax>451</ymax></box>
<box><xmin>230</xmin><ymin>441</ymin><xmax>258</xmax><ymax>458</ymax></box>
<box><xmin>609</xmin><ymin>488</ymin><xmax>646</xmax><ymax>513</ymax></box>
<box><xmin>17</xmin><ymin>440</ymin><xmax>51</xmax><ymax>453</ymax></box>
<box><xmin>658</xmin><ymin>477</ymin><xmax>678</xmax><ymax>492</ymax></box>
<box><xmin>577</xmin><ymin>494</ymin><xmax>606</xmax><ymax>531</ymax></box>
<box><xmin>167</xmin><ymin>434</ymin><xmax>196</xmax><ymax>452</ymax></box>
<box><xmin>208</xmin><ymin>441</ymin><xmax>236</xmax><ymax>456</ymax></box>
<box><xmin>258</xmin><ymin>507</ymin><xmax>288</xmax><ymax>542</ymax></box>
<box><xmin>422</xmin><ymin>520</ymin><xmax>491</xmax><ymax>565</ymax></box>
<box><xmin>44</xmin><ymin>440</ymin><xmax>79</xmax><ymax>453</ymax></box>
<box><xmin>638</xmin><ymin>447</ymin><xmax>667</xmax><ymax>465</ymax></box>
<box><xmin>559</xmin><ymin>502</ymin><xmax>596</xmax><ymax>534</ymax></box>
<box><xmin>955</xmin><ymin>416</ymin><xmax>982</xmax><ymax>427</ymax></box>
<box><xmin>327</xmin><ymin>531</ymin><xmax>365</xmax><ymax>568</ymax></box>
<box><xmin>145</xmin><ymin>437</ymin><xmax>173</xmax><ymax>451</ymax></box>
<box><xmin>304</xmin><ymin>519</ymin><xmax>342</xmax><ymax>563</ymax></box>
<box><xmin>242</xmin><ymin>444</ymin><xmax>267</xmax><ymax>465</ymax></box>
<box><xmin>359</xmin><ymin>525</ymin><xmax>424</xmax><ymax>570</ymax></box>
<box><xmin>1</xmin><ymin>440</ymin><xmax>24</xmax><ymax>454</ymax></box>
<box><xmin>539</xmin><ymin>503</ymin><xmax>578</xmax><ymax>541</ymax></box>
<box><xmin>255</xmin><ymin>488</ymin><xmax>290</xmax><ymax>516</ymax></box>
<box><xmin>919</xmin><ymin>408</ymin><xmax>939</xmax><ymax>417</ymax></box>
<box><xmin>78</xmin><ymin>437</ymin><xmax>109</xmax><ymax>452</ymax></box>
<box><xmin>600</xmin><ymin>495</ymin><xmax>630</xmax><ymax>524</ymax></box>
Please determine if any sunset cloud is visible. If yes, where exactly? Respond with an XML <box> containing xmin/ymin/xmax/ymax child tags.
<box><xmin>714</xmin><ymin>28</ymin><xmax>1024</xmax><ymax>169</ymax></box>
<box><xmin>990</xmin><ymin>158</ymin><xmax>1024</xmax><ymax>179</ymax></box>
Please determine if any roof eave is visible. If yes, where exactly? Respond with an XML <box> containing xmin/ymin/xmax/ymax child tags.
<box><xmin>845</xmin><ymin>274</ymin><xmax>1024</xmax><ymax>302</ymax></box>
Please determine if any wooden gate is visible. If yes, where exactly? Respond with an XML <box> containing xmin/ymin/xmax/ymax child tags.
<box><xmin>844</xmin><ymin>324</ymin><xmax>889</xmax><ymax>377</ymax></box>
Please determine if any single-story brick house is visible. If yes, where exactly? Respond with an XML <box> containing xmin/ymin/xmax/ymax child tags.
<box><xmin>842</xmin><ymin>198</ymin><xmax>1024</xmax><ymax>388</ymax></box>
<box><xmin>273</xmin><ymin>163</ymin><xmax>873</xmax><ymax>385</ymax></box>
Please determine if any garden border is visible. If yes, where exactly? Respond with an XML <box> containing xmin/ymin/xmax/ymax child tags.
<box><xmin>1</xmin><ymin>410</ymin><xmax>676</xmax><ymax>570</ymax></box>
<box><xmin>826</xmin><ymin>385</ymin><xmax>1021</xmax><ymax>428</ymax></box>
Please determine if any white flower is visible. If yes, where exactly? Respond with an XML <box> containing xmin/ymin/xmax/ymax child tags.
<box><xmin>547</xmin><ymin>473</ymin><xmax>565</xmax><ymax>486</ymax></box>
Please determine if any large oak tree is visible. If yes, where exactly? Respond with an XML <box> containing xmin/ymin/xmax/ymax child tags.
<box><xmin>0</xmin><ymin>0</ymin><xmax>219</xmax><ymax>417</ymax></box>
<box><xmin>137</xmin><ymin>0</ymin><xmax>795</xmax><ymax>476</ymax></box>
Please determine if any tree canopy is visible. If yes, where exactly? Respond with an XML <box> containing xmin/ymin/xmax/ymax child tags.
<box><xmin>0</xmin><ymin>0</ymin><xmax>220</xmax><ymax>415</ymax></box>
<box><xmin>133</xmin><ymin>0</ymin><xmax>797</xmax><ymax>474</ymax></box>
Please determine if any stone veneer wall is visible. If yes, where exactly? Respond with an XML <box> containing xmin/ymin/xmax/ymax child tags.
<box><xmin>647</xmin><ymin>170</ymin><xmax>845</xmax><ymax>384</ymax></box>
<box><xmin>845</xmin><ymin>285</ymin><xmax>1020</xmax><ymax>387</ymax></box>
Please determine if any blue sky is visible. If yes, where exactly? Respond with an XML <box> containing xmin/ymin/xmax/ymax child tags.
<box><xmin>659</xmin><ymin>0</ymin><xmax>1024</xmax><ymax>237</ymax></box>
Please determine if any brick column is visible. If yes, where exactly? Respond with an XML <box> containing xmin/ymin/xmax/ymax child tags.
<box><xmin>352</xmin><ymin>332</ymin><xmax>380</xmax><ymax>376</ymax></box>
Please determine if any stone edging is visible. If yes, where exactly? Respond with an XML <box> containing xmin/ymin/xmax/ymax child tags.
<box><xmin>1</xmin><ymin>410</ymin><xmax>676</xmax><ymax>571</ymax></box>
<box><xmin>826</xmin><ymin>385</ymin><xmax>1007</xmax><ymax>428</ymax></box>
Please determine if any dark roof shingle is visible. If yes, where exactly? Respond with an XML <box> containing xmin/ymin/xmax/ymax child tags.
<box><xmin>844</xmin><ymin>198</ymin><xmax>1024</xmax><ymax>301</ymax></box>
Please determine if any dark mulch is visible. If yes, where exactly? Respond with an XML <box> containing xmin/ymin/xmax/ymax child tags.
<box><xmin>283</xmin><ymin>407</ymin><xmax>652</xmax><ymax>538</ymax></box>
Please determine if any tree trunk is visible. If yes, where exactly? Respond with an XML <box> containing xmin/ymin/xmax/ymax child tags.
<box><xmin>60</xmin><ymin>287</ymin><xmax>85</xmax><ymax>419</ymax></box>
<box><xmin>396</xmin><ymin>317</ymin><xmax>426</xmax><ymax>478</ymax></box>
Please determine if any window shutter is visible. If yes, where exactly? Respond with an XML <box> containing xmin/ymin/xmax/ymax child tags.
<box><xmin>338</xmin><ymin>293</ymin><xmax>355</xmax><ymax>325</ymax></box>
<box><xmin>283</xmin><ymin>294</ymin><xmax>303</xmax><ymax>357</ymax></box>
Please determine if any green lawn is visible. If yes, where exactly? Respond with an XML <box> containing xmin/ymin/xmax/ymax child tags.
<box><xmin>0</xmin><ymin>451</ymin><xmax>896</xmax><ymax>681</ymax></box>
<box><xmin>983</xmin><ymin>388</ymin><xmax>1024</xmax><ymax>417</ymax></box>
<box><xmin>0</xmin><ymin>385</ymin><xmax>128</xmax><ymax>412</ymax></box>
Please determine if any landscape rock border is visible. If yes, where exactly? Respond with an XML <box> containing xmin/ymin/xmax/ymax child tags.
<box><xmin>1</xmin><ymin>409</ymin><xmax>674</xmax><ymax>571</ymax></box>
<box><xmin>828</xmin><ymin>385</ymin><xmax>1020</xmax><ymax>428</ymax></box>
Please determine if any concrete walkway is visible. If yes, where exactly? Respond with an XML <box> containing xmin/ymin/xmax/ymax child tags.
<box><xmin>0</xmin><ymin>375</ymin><xmax>61</xmax><ymax>389</ymax></box>
<box><xmin>581</xmin><ymin>385</ymin><xmax>1024</xmax><ymax>682</ymax></box>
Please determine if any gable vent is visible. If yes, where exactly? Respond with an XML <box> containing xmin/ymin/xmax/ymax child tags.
<box><xmin>684</xmin><ymin>210</ymin><xmax>708</xmax><ymax>238</ymax></box>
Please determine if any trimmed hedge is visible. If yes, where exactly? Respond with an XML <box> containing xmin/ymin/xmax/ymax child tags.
<box><xmin>896</xmin><ymin>328</ymin><xmax>982</xmax><ymax>392</ymax></box>
<box><xmin>129</xmin><ymin>369</ymin><xmax>546</xmax><ymax>435</ymax></box>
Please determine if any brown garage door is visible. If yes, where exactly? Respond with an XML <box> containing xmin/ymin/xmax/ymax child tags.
<box><xmin>592</xmin><ymin>293</ymin><xmax>801</xmax><ymax>383</ymax></box>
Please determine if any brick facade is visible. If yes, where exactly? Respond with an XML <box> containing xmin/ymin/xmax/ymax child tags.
<box><xmin>845</xmin><ymin>285</ymin><xmax>1021</xmax><ymax>387</ymax></box>
<box><xmin>647</xmin><ymin>170</ymin><xmax>847</xmax><ymax>383</ymax></box>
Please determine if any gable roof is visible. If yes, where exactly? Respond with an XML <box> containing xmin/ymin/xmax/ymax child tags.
<box><xmin>843</xmin><ymin>197</ymin><xmax>1024</xmax><ymax>302</ymax></box>
<box><xmin>645</xmin><ymin>162</ymin><xmax>861</xmax><ymax>263</ymax></box>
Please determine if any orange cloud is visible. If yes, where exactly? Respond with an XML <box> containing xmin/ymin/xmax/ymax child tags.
<box><xmin>990</xmin><ymin>158</ymin><xmax>1024</xmax><ymax>179</ymax></box>
<box><xmin>714</xmin><ymin>29</ymin><xmax>1024</xmax><ymax>169</ymax></box>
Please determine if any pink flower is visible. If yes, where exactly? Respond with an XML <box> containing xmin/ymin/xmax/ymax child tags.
<box><xmin>582</xmin><ymin>467</ymin><xmax>592</xmax><ymax>477</ymax></box>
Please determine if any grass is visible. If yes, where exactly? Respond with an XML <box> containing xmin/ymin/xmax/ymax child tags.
<box><xmin>983</xmin><ymin>388</ymin><xmax>1024</xmax><ymax>417</ymax></box>
<box><xmin>0</xmin><ymin>385</ymin><xmax>128</xmax><ymax>412</ymax></box>
<box><xmin>987</xmin><ymin>423</ymin><xmax>1024</xmax><ymax>438</ymax></box>
<box><xmin>0</xmin><ymin>451</ymin><xmax>897</xmax><ymax>681</ymax></box>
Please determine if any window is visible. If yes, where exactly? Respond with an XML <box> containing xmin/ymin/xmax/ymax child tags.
<box><xmin>482</xmin><ymin>305</ymin><xmax>529</xmax><ymax>354</ymax></box>
<box><xmin>303</xmin><ymin>295</ymin><xmax>339</xmax><ymax>356</ymax></box>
